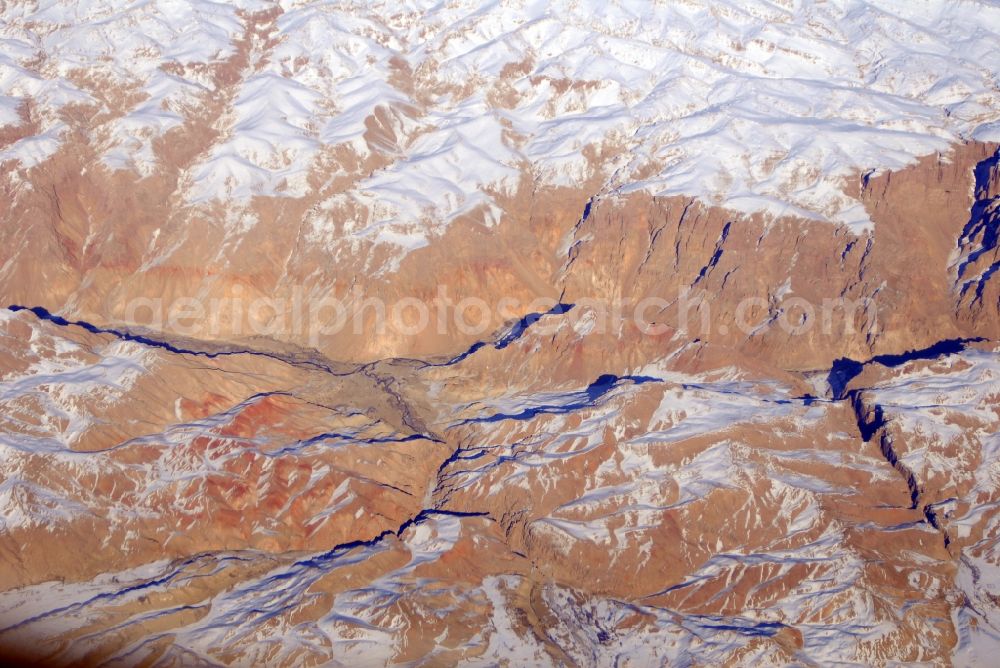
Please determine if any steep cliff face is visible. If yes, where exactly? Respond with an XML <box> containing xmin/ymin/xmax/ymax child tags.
<box><xmin>2</xmin><ymin>1</ymin><xmax>1000</xmax><ymax>666</ymax></box>
<box><xmin>561</xmin><ymin>142</ymin><xmax>1000</xmax><ymax>370</ymax></box>
<box><xmin>955</xmin><ymin>149</ymin><xmax>1000</xmax><ymax>325</ymax></box>
<box><xmin>4</xmin><ymin>139</ymin><xmax>999</xmax><ymax>366</ymax></box>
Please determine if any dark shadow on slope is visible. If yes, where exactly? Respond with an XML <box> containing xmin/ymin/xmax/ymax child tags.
<box><xmin>956</xmin><ymin>149</ymin><xmax>1000</xmax><ymax>281</ymax></box>
<box><xmin>270</xmin><ymin>431</ymin><xmax>435</xmax><ymax>457</ymax></box>
<box><xmin>7</xmin><ymin>305</ymin><xmax>344</xmax><ymax>375</ymax></box>
<box><xmin>459</xmin><ymin>374</ymin><xmax>658</xmax><ymax>425</ymax></box>
<box><xmin>827</xmin><ymin>337</ymin><xmax>985</xmax><ymax>399</ymax></box>
<box><xmin>294</xmin><ymin>509</ymin><xmax>490</xmax><ymax>570</ymax></box>
<box><xmin>438</xmin><ymin>302</ymin><xmax>574</xmax><ymax>366</ymax></box>
<box><xmin>695</xmin><ymin>619</ymin><xmax>787</xmax><ymax>638</ymax></box>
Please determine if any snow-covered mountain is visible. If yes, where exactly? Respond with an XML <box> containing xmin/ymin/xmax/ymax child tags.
<box><xmin>4</xmin><ymin>1</ymin><xmax>1000</xmax><ymax>245</ymax></box>
<box><xmin>1</xmin><ymin>1</ymin><xmax>1000</xmax><ymax>666</ymax></box>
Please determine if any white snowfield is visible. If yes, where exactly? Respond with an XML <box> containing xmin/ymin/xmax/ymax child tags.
<box><xmin>1</xmin><ymin>0</ymin><xmax>999</xmax><ymax>250</ymax></box>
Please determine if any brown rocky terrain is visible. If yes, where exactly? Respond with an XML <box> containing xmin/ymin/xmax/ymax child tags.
<box><xmin>1</xmin><ymin>0</ymin><xmax>1000</xmax><ymax>665</ymax></box>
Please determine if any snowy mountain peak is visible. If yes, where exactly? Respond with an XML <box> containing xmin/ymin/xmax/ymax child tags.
<box><xmin>2</xmin><ymin>0</ymin><xmax>999</xmax><ymax>250</ymax></box>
